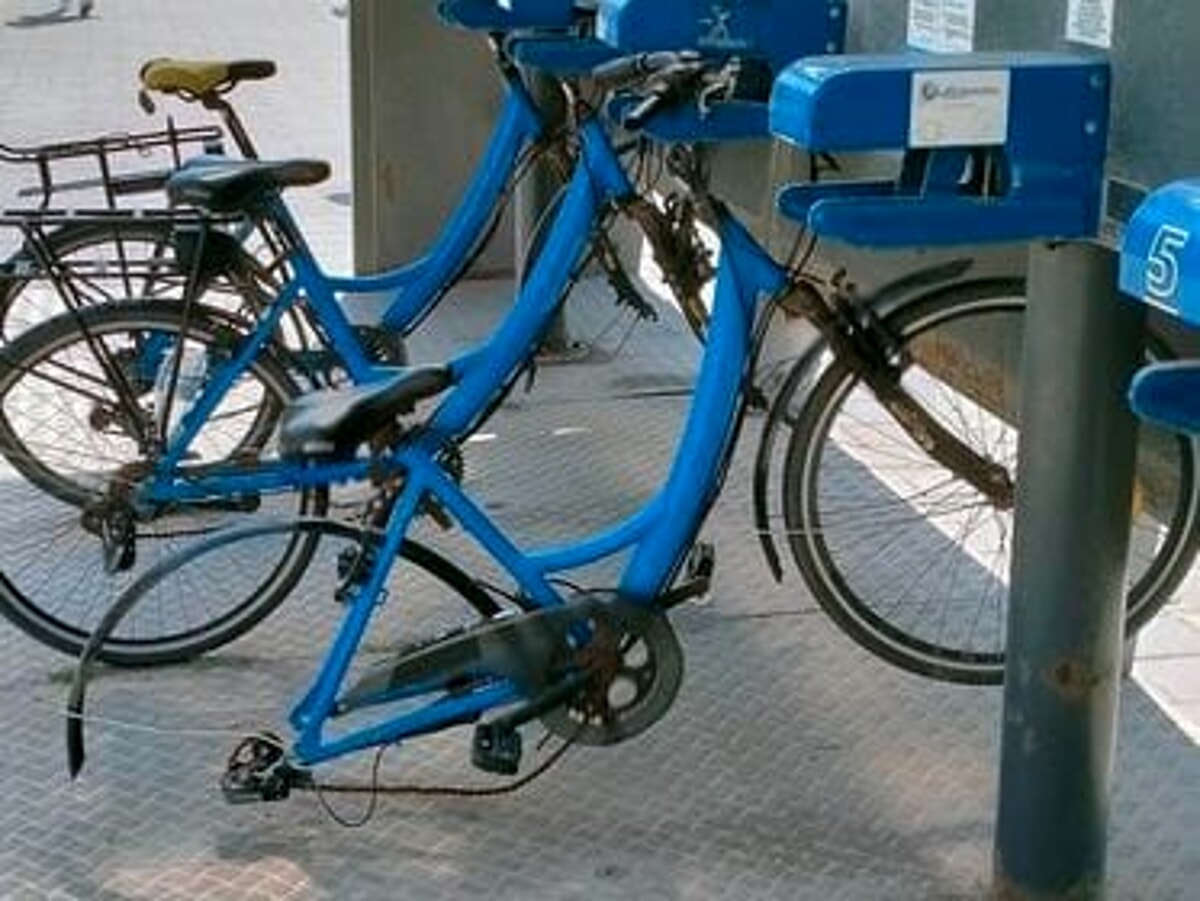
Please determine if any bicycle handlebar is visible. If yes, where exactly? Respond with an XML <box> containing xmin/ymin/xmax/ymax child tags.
<box><xmin>597</xmin><ymin>53</ymin><xmax>737</xmax><ymax>132</ymax></box>
<box><xmin>590</xmin><ymin>51</ymin><xmax>702</xmax><ymax>92</ymax></box>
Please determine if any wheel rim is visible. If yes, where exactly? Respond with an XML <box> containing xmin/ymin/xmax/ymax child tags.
<box><xmin>786</xmin><ymin>288</ymin><xmax>1196</xmax><ymax>681</ymax></box>
<box><xmin>0</xmin><ymin>304</ymin><xmax>318</xmax><ymax>660</ymax></box>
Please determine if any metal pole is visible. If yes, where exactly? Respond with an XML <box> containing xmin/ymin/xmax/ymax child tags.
<box><xmin>515</xmin><ymin>67</ymin><xmax>571</xmax><ymax>354</ymax></box>
<box><xmin>993</xmin><ymin>241</ymin><xmax>1146</xmax><ymax>899</ymax></box>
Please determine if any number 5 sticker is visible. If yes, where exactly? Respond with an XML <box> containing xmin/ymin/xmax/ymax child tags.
<box><xmin>1147</xmin><ymin>224</ymin><xmax>1190</xmax><ymax>306</ymax></box>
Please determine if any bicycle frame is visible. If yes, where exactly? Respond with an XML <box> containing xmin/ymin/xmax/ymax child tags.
<box><xmin>131</xmin><ymin>59</ymin><xmax>550</xmax><ymax>495</ymax></box>
<box><xmin>135</xmin><ymin>97</ymin><xmax>589</xmax><ymax>499</ymax></box>
<box><xmin>252</xmin><ymin>52</ymin><xmax>546</xmax><ymax>341</ymax></box>
<box><xmin>282</xmin><ymin>138</ymin><xmax>789</xmax><ymax>765</ymax></box>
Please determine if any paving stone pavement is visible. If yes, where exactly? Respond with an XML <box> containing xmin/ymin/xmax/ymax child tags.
<box><xmin>0</xmin><ymin>3</ymin><xmax>1198</xmax><ymax>900</ymax></box>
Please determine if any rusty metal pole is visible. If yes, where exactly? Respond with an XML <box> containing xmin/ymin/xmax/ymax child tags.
<box><xmin>993</xmin><ymin>241</ymin><xmax>1146</xmax><ymax>899</ymax></box>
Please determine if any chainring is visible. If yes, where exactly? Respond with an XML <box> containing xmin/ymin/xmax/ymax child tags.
<box><xmin>541</xmin><ymin>595</ymin><xmax>684</xmax><ymax>747</ymax></box>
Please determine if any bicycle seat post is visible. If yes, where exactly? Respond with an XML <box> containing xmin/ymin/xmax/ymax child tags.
<box><xmin>201</xmin><ymin>93</ymin><xmax>259</xmax><ymax>160</ymax></box>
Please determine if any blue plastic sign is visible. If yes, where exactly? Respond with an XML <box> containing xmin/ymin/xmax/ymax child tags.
<box><xmin>1120</xmin><ymin>179</ymin><xmax>1200</xmax><ymax>324</ymax></box>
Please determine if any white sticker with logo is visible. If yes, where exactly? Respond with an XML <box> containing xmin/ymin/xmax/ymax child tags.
<box><xmin>907</xmin><ymin>0</ymin><xmax>976</xmax><ymax>53</ymax></box>
<box><xmin>1066</xmin><ymin>0</ymin><xmax>1116</xmax><ymax>49</ymax></box>
<box><xmin>909</xmin><ymin>69</ymin><xmax>1011</xmax><ymax>148</ymax></box>
<box><xmin>697</xmin><ymin>3</ymin><xmax>752</xmax><ymax>52</ymax></box>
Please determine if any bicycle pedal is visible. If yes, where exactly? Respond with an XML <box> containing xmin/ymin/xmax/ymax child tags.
<box><xmin>220</xmin><ymin>733</ymin><xmax>311</xmax><ymax>804</ymax></box>
<box><xmin>471</xmin><ymin>722</ymin><xmax>522</xmax><ymax>776</ymax></box>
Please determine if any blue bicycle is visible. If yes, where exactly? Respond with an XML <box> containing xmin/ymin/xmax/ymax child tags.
<box><xmin>16</xmin><ymin>6</ymin><xmax>1200</xmax><ymax>691</ymax></box>
<box><xmin>66</xmin><ymin>51</ymin><xmax>1200</xmax><ymax>802</ymax></box>
<box><xmin>65</xmin><ymin>56</ymin><xmax>783</xmax><ymax>789</ymax></box>
<box><xmin>0</xmin><ymin>21</ymin><xmax>714</xmax><ymax>663</ymax></box>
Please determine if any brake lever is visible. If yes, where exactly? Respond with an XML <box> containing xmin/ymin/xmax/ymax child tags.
<box><xmin>696</xmin><ymin>62</ymin><xmax>741</xmax><ymax>118</ymax></box>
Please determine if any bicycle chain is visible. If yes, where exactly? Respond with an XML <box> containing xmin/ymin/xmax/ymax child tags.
<box><xmin>300</xmin><ymin>728</ymin><xmax>579</xmax><ymax>800</ymax></box>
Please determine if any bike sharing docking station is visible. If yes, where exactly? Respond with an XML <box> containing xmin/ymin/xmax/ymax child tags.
<box><xmin>1121</xmin><ymin>183</ymin><xmax>1200</xmax><ymax>434</ymax></box>
<box><xmin>593</xmin><ymin>0</ymin><xmax>847</xmax><ymax>140</ymax></box>
<box><xmin>502</xmin><ymin>0</ymin><xmax>850</xmax><ymax>350</ymax></box>
<box><xmin>773</xmin><ymin>1</ymin><xmax>1199</xmax><ymax>896</ymax></box>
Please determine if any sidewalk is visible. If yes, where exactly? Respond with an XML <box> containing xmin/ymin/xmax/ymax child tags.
<box><xmin>0</xmin><ymin>3</ymin><xmax>1196</xmax><ymax>899</ymax></box>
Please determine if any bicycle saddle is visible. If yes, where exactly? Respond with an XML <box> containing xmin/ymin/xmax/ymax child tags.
<box><xmin>278</xmin><ymin>366</ymin><xmax>454</xmax><ymax>461</ymax></box>
<box><xmin>139</xmin><ymin>59</ymin><xmax>277</xmax><ymax>98</ymax></box>
<box><xmin>166</xmin><ymin>157</ymin><xmax>330</xmax><ymax>213</ymax></box>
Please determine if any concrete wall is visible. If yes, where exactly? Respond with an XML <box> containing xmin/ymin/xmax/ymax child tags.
<box><xmin>349</xmin><ymin>1</ymin><xmax>513</xmax><ymax>275</ymax></box>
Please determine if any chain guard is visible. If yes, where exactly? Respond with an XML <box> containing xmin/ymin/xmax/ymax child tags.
<box><xmin>338</xmin><ymin>592</ymin><xmax>683</xmax><ymax>750</ymax></box>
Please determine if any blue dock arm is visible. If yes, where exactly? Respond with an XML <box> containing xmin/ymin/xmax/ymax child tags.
<box><xmin>507</xmin><ymin>34</ymin><xmax>620</xmax><ymax>76</ymax></box>
<box><xmin>438</xmin><ymin>0</ymin><xmax>581</xmax><ymax>30</ymax></box>
<box><xmin>1120</xmin><ymin>178</ymin><xmax>1200</xmax><ymax>324</ymax></box>
<box><xmin>592</xmin><ymin>0</ymin><xmax>847</xmax><ymax>142</ymax></box>
<box><xmin>1128</xmin><ymin>362</ymin><xmax>1200</xmax><ymax>436</ymax></box>
<box><xmin>1120</xmin><ymin>178</ymin><xmax>1200</xmax><ymax>435</ymax></box>
<box><xmin>768</xmin><ymin>52</ymin><xmax>1111</xmax><ymax>247</ymax></box>
<box><xmin>597</xmin><ymin>0</ymin><xmax>846</xmax><ymax>75</ymax></box>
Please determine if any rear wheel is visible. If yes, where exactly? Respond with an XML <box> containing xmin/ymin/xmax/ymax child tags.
<box><xmin>783</xmin><ymin>279</ymin><xmax>1200</xmax><ymax>684</ymax></box>
<box><xmin>0</xmin><ymin>219</ymin><xmax>248</xmax><ymax>341</ymax></box>
<box><xmin>0</xmin><ymin>301</ymin><xmax>321</xmax><ymax>664</ymax></box>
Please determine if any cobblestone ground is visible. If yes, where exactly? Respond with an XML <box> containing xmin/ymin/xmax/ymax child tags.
<box><xmin>0</xmin><ymin>2</ymin><xmax>1197</xmax><ymax>899</ymax></box>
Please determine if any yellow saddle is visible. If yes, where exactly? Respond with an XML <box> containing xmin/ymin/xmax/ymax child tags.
<box><xmin>139</xmin><ymin>59</ymin><xmax>276</xmax><ymax>98</ymax></box>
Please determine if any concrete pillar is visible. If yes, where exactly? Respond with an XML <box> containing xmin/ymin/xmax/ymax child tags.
<box><xmin>349</xmin><ymin>1</ymin><xmax>513</xmax><ymax>276</ymax></box>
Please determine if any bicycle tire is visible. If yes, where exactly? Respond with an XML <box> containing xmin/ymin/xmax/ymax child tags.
<box><xmin>0</xmin><ymin>301</ymin><xmax>324</xmax><ymax>664</ymax></box>
<box><xmin>71</xmin><ymin>519</ymin><xmax>503</xmax><ymax>670</ymax></box>
<box><xmin>782</xmin><ymin>278</ymin><xmax>1200</xmax><ymax>684</ymax></box>
<box><xmin>0</xmin><ymin>218</ymin><xmax>198</xmax><ymax>341</ymax></box>
<box><xmin>0</xmin><ymin>299</ymin><xmax>282</xmax><ymax>506</ymax></box>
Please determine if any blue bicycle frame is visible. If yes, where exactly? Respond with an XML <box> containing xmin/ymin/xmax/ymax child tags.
<box><xmin>134</xmin><ymin>63</ymin><xmax>549</xmax><ymax>501</ymax></box>
<box><xmin>277</xmin><ymin>119</ymin><xmax>789</xmax><ymax>765</ymax></box>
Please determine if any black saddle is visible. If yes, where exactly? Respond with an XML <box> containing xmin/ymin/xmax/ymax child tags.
<box><xmin>167</xmin><ymin>157</ymin><xmax>330</xmax><ymax>213</ymax></box>
<box><xmin>278</xmin><ymin>366</ymin><xmax>453</xmax><ymax>461</ymax></box>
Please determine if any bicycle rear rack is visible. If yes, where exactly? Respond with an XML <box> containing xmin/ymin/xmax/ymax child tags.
<box><xmin>0</xmin><ymin>207</ymin><xmax>247</xmax><ymax>305</ymax></box>
<box><xmin>0</xmin><ymin>119</ymin><xmax>223</xmax><ymax>209</ymax></box>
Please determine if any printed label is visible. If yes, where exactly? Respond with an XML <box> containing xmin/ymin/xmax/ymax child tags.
<box><xmin>908</xmin><ymin>0</ymin><xmax>976</xmax><ymax>53</ymax></box>
<box><xmin>1146</xmin><ymin>225</ymin><xmax>1190</xmax><ymax>307</ymax></box>
<box><xmin>1066</xmin><ymin>0</ymin><xmax>1115</xmax><ymax>49</ymax></box>
<box><xmin>910</xmin><ymin>69</ymin><xmax>1011</xmax><ymax>148</ymax></box>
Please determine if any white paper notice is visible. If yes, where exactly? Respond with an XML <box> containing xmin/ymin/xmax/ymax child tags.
<box><xmin>909</xmin><ymin>69</ymin><xmax>1011</xmax><ymax>148</ymax></box>
<box><xmin>1066</xmin><ymin>0</ymin><xmax>1115</xmax><ymax>49</ymax></box>
<box><xmin>908</xmin><ymin>0</ymin><xmax>977</xmax><ymax>53</ymax></box>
